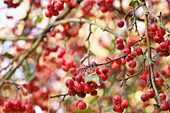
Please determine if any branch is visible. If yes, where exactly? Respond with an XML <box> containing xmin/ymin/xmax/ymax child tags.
<box><xmin>142</xmin><ymin>2</ymin><xmax>161</xmax><ymax>106</ymax></box>
<box><xmin>0</xmin><ymin>37</ymin><xmax>34</xmax><ymax>41</ymax></box>
<box><xmin>153</xmin><ymin>66</ymin><xmax>170</xmax><ymax>87</ymax></box>
<box><xmin>50</xmin><ymin>93</ymin><xmax>68</xmax><ymax>98</ymax></box>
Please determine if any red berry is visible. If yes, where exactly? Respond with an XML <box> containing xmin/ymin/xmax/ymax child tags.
<box><xmin>13</xmin><ymin>100</ymin><xmax>21</xmax><ymax>110</ymax></box>
<box><xmin>25</xmin><ymin>104</ymin><xmax>33</xmax><ymax>111</ymax></box>
<box><xmin>45</xmin><ymin>10</ymin><xmax>53</xmax><ymax>18</ymax></box>
<box><xmin>123</xmin><ymin>47</ymin><xmax>131</xmax><ymax>56</ymax></box>
<box><xmin>54</xmin><ymin>2</ymin><xmax>64</xmax><ymax>11</ymax></box>
<box><xmin>148</xmin><ymin>23</ymin><xmax>158</xmax><ymax>32</ymax></box>
<box><xmin>159</xmin><ymin>93</ymin><xmax>166</xmax><ymax>100</ymax></box>
<box><xmin>113</xmin><ymin>95</ymin><xmax>121</xmax><ymax>104</ymax></box>
<box><xmin>112</xmin><ymin>105</ymin><xmax>123</xmax><ymax>112</ymax></box>
<box><xmin>4</xmin><ymin>101</ymin><xmax>13</xmax><ymax>110</ymax></box>
<box><xmin>100</xmin><ymin>73</ymin><xmax>108</xmax><ymax>81</ymax></box>
<box><xmin>77</xmin><ymin>91</ymin><xmax>86</xmax><ymax>98</ymax></box>
<box><xmin>130</xmin><ymin>51</ymin><xmax>137</xmax><ymax>58</ymax></box>
<box><xmin>105</xmin><ymin>0</ymin><xmax>113</xmax><ymax>6</ymax></box>
<box><xmin>127</xmin><ymin>38</ymin><xmax>135</xmax><ymax>47</ymax></box>
<box><xmin>160</xmin><ymin>103</ymin><xmax>169</xmax><ymax>111</ymax></box>
<box><xmin>120</xmin><ymin>100</ymin><xmax>129</xmax><ymax>109</ymax></box>
<box><xmin>128</xmin><ymin>60</ymin><xmax>136</xmax><ymax>68</ymax></box>
<box><xmin>135</xmin><ymin>47</ymin><xmax>143</xmax><ymax>56</ymax></box>
<box><xmin>154</xmin><ymin>35</ymin><xmax>163</xmax><ymax>43</ymax></box>
<box><xmin>157</xmin><ymin>28</ymin><xmax>166</xmax><ymax>37</ymax></box>
<box><xmin>102</xmin><ymin>66</ymin><xmax>109</xmax><ymax>73</ymax></box>
<box><xmin>146</xmin><ymin>91</ymin><xmax>155</xmax><ymax>98</ymax></box>
<box><xmin>116</xmin><ymin>44</ymin><xmax>124</xmax><ymax>50</ymax></box>
<box><xmin>75</xmin><ymin>74</ymin><xmax>83</xmax><ymax>82</ymax></box>
<box><xmin>65</xmin><ymin>79</ymin><xmax>74</xmax><ymax>88</ymax></box>
<box><xmin>68</xmin><ymin>88</ymin><xmax>77</xmax><ymax>96</ymax></box>
<box><xmin>75</xmin><ymin>100</ymin><xmax>82</xmax><ymax>107</ymax></box>
<box><xmin>141</xmin><ymin>94</ymin><xmax>149</xmax><ymax>102</ymax></box>
<box><xmin>117</xmin><ymin>20</ymin><xmax>124</xmax><ymax>28</ymax></box>
<box><xmin>159</xmin><ymin>42</ymin><xmax>168</xmax><ymax>51</ymax></box>
<box><xmin>83</xmin><ymin>84</ymin><xmax>92</xmax><ymax>94</ymax></box>
<box><xmin>100</xmin><ymin>6</ymin><xmax>108</xmax><ymax>13</ymax></box>
<box><xmin>115</xmin><ymin>38</ymin><xmax>124</xmax><ymax>45</ymax></box>
<box><xmin>97</xmin><ymin>0</ymin><xmax>105</xmax><ymax>6</ymax></box>
<box><xmin>47</xmin><ymin>3</ymin><xmax>54</xmax><ymax>11</ymax></box>
<box><xmin>78</xmin><ymin>101</ymin><xmax>87</xmax><ymax>110</ymax></box>
<box><xmin>125</xmin><ymin>56</ymin><xmax>133</xmax><ymax>62</ymax></box>
<box><xmin>90</xmin><ymin>90</ymin><xmax>97</xmax><ymax>96</ymax></box>
<box><xmin>69</xmin><ymin>68</ymin><xmax>76</xmax><ymax>74</ymax></box>
<box><xmin>74</xmin><ymin>82</ymin><xmax>84</xmax><ymax>92</ymax></box>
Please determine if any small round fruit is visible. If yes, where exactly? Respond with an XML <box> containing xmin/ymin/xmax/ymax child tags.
<box><xmin>117</xmin><ymin>20</ymin><xmax>124</xmax><ymax>28</ymax></box>
<box><xmin>146</xmin><ymin>91</ymin><xmax>155</xmax><ymax>98</ymax></box>
<box><xmin>159</xmin><ymin>93</ymin><xmax>166</xmax><ymax>100</ymax></box>
<box><xmin>78</xmin><ymin>102</ymin><xmax>87</xmax><ymax>110</ymax></box>
<box><xmin>160</xmin><ymin>103</ymin><xmax>169</xmax><ymax>111</ymax></box>
<box><xmin>120</xmin><ymin>100</ymin><xmax>129</xmax><ymax>109</ymax></box>
<box><xmin>141</xmin><ymin>94</ymin><xmax>149</xmax><ymax>102</ymax></box>
<box><xmin>113</xmin><ymin>95</ymin><xmax>121</xmax><ymax>104</ymax></box>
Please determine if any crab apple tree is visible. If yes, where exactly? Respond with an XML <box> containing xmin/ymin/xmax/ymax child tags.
<box><xmin>0</xmin><ymin>0</ymin><xmax>169</xmax><ymax>113</ymax></box>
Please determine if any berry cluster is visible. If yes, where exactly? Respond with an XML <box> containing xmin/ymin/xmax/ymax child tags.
<box><xmin>115</xmin><ymin>37</ymin><xmax>143</xmax><ymax>69</ymax></box>
<box><xmin>4</xmin><ymin>0</ymin><xmax>20</xmax><ymax>8</ymax></box>
<box><xmin>2</xmin><ymin>100</ymin><xmax>35</xmax><ymax>113</ymax></box>
<box><xmin>142</xmin><ymin>23</ymin><xmax>169</xmax><ymax>57</ymax></box>
<box><xmin>112</xmin><ymin>95</ymin><xmax>129</xmax><ymax>112</ymax></box>
<box><xmin>45</xmin><ymin>0</ymin><xmax>65</xmax><ymax>18</ymax></box>
<box><xmin>96</xmin><ymin>0</ymin><xmax>114</xmax><ymax>13</ymax></box>
<box><xmin>65</xmin><ymin>64</ymin><xmax>111</xmax><ymax>110</ymax></box>
<box><xmin>75</xmin><ymin>100</ymin><xmax>87</xmax><ymax>110</ymax></box>
<box><xmin>141</xmin><ymin>91</ymin><xmax>155</xmax><ymax>102</ymax></box>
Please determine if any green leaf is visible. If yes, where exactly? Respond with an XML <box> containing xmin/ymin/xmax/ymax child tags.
<box><xmin>129</xmin><ymin>0</ymin><xmax>138</xmax><ymax>7</ymax></box>
<box><xmin>84</xmin><ymin>73</ymin><xmax>100</xmax><ymax>86</ymax></box>
<box><xmin>32</xmin><ymin>15</ymin><xmax>43</xmax><ymax>26</ymax></box>
<box><xmin>2</xmin><ymin>53</ymin><xmax>14</xmax><ymax>59</ymax></box>
<box><xmin>74</xmin><ymin>109</ymin><xmax>95</xmax><ymax>113</ymax></box>
<box><xmin>19</xmin><ymin>0</ymin><xmax>23</xmax><ymax>3</ymax></box>
<box><xmin>26</xmin><ymin>73</ymin><xmax>36</xmax><ymax>81</ymax></box>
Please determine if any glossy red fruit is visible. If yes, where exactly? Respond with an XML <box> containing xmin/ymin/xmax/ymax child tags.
<box><xmin>45</xmin><ymin>10</ymin><xmax>53</xmax><ymax>18</ymax></box>
<box><xmin>160</xmin><ymin>103</ymin><xmax>169</xmax><ymax>111</ymax></box>
<box><xmin>159</xmin><ymin>93</ymin><xmax>166</xmax><ymax>100</ymax></box>
<box><xmin>100</xmin><ymin>73</ymin><xmax>108</xmax><ymax>81</ymax></box>
<box><xmin>68</xmin><ymin>88</ymin><xmax>77</xmax><ymax>96</ymax></box>
<box><xmin>112</xmin><ymin>104</ymin><xmax>123</xmax><ymax>112</ymax></box>
<box><xmin>74</xmin><ymin>82</ymin><xmax>84</xmax><ymax>92</ymax></box>
<box><xmin>65</xmin><ymin>79</ymin><xmax>74</xmax><ymax>88</ymax></box>
<box><xmin>113</xmin><ymin>95</ymin><xmax>121</xmax><ymax>104</ymax></box>
<box><xmin>90</xmin><ymin>90</ymin><xmax>97</xmax><ymax>96</ymax></box>
<box><xmin>159</xmin><ymin>42</ymin><xmax>168</xmax><ymax>51</ymax></box>
<box><xmin>102</xmin><ymin>66</ymin><xmax>109</xmax><ymax>73</ymax></box>
<box><xmin>146</xmin><ymin>91</ymin><xmax>155</xmax><ymax>98</ymax></box>
<box><xmin>116</xmin><ymin>44</ymin><xmax>124</xmax><ymax>50</ymax></box>
<box><xmin>141</xmin><ymin>94</ymin><xmax>149</xmax><ymax>102</ymax></box>
<box><xmin>123</xmin><ymin>47</ymin><xmax>131</xmax><ymax>56</ymax></box>
<box><xmin>83</xmin><ymin>84</ymin><xmax>92</xmax><ymax>94</ymax></box>
<box><xmin>78</xmin><ymin>102</ymin><xmax>87</xmax><ymax>110</ymax></box>
<box><xmin>120</xmin><ymin>100</ymin><xmax>129</xmax><ymax>109</ymax></box>
<box><xmin>54</xmin><ymin>2</ymin><xmax>64</xmax><ymax>11</ymax></box>
<box><xmin>127</xmin><ymin>38</ymin><xmax>135</xmax><ymax>47</ymax></box>
<box><xmin>135</xmin><ymin>47</ymin><xmax>143</xmax><ymax>56</ymax></box>
<box><xmin>75</xmin><ymin>74</ymin><xmax>83</xmax><ymax>82</ymax></box>
<box><xmin>130</xmin><ymin>51</ymin><xmax>137</xmax><ymax>58</ymax></box>
<box><xmin>75</xmin><ymin>100</ymin><xmax>82</xmax><ymax>107</ymax></box>
<box><xmin>25</xmin><ymin>104</ymin><xmax>33</xmax><ymax>111</ymax></box>
<box><xmin>157</xmin><ymin>28</ymin><xmax>166</xmax><ymax>37</ymax></box>
<box><xmin>148</xmin><ymin>23</ymin><xmax>158</xmax><ymax>32</ymax></box>
<box><xmin>115</xmin><ymin>38</ymin><xmax>124</xmax><ymax>45</ymax></box>
<box><xmin>97</xmin><ymin>0</ymin><xmax>105</xmax><ymax>6</ymax></box>
<box><xmin>13</xmin><ymin>100</ymin><xmax>21</xmax><ymax>110</ymax></box>
<box><xmin>77</xmin><ymin>91</ymin><xmax>86</xmax><ymax>98</ymax></box>
<box><xmin>4</xmin><ymin>101</ymin><xmax>13</xmax><ymax>110</ymax></box>
<box><xmin>128</xmin><ymin>60</ymin><xmax>136</xmax><ymax>68</ymax></box>
<box><xmin>154</xmin><ymin>35</ymin><xmax>163</xmax><ymax>43</ymax></box>
<box><xmin>47</xmin><ymin>3</ymin><xmax>54</xmax><ymax>11</ymax></box>
<box><xmin>117</xmin><ymin>20</ymin><xmax>124</xmax><ymax>28</ymax></box>
<box><xmin>100</xmin><ymin>6</ymin><xmax>108</xmax><ymax>13</ymax></box>
<box><xmin>105</xmin><ymin>0</ymin><xmax>113</xmax><ymax>5</ymax></box>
